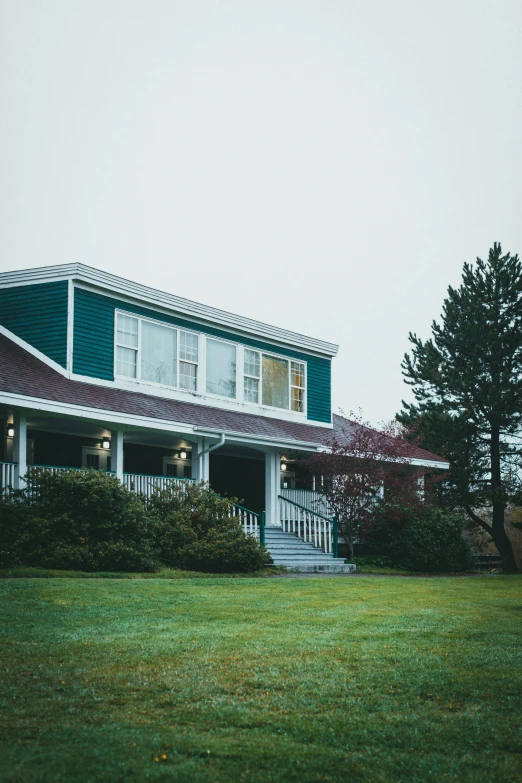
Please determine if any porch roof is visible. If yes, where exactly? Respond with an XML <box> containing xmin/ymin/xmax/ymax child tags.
<box><xmin>0</xmin><ymin>334</ymin><xmax>448</xmax><ymax>466</ymax></box>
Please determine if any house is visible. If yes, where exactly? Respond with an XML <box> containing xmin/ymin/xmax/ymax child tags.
<box><xmin>0</xmin><ymin>263</ymin><xmax>448</xmax><ymax>570</ymax></box>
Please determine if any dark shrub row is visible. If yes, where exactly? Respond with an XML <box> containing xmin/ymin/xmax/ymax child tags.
<box><xmin>361</xmin><ymin>502</ymin><xmax>473</xmax><ymax>572</ymax></box>
<box><xmin>0</xmin><ymin>469</ymin><xmax>270</xmax><ymax>573</ymax></box>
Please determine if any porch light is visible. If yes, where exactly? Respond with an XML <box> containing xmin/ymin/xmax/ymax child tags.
<box><xmin>179</xmin><ymin>450</ymin><xmax>187</xmax><ymax>460</ymax></box>
<box><xmin>7</xmin><ymin>426</ymin><xmax>14</xmax><ymax>438</ymax></box>
<box><xmin>280</xmin><ymin>462</ymin><xmax>287</xmax><ymax>471</ymax></box>
<box><xmin>102</xmin><ymin>438</ymin><xmax>111</xmax><ymax>449</ymax></box>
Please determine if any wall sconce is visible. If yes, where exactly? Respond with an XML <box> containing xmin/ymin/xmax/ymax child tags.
<box><xmin>280</xmin><ymin>462</ymin><xmax>287</xmax><ymax>471</ymax></box>
<box><xmin>7</xmin><ymin>426</ymin><xmax>14</xmax><ymax>438</ymax></box>
<box><xmin>102</xmin><ymin>439</ymin><xmax>111</xmax><ymax>449</ymax></box>
<box><xmin>179</xmin><ymin>450</ymin><xmax>187</xmax><ymax>460</ymax></box>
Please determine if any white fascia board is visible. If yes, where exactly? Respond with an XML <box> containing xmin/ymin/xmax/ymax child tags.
<box><xmin>0</xmin><ymin>263</ymin><xmax>339</xmax><ymax>358</ymax></box>
<box><xmin>409</xmin><ymin>457</ymin><xmax>450</xmax><ymax>470</ymax></box>
<box><xmin>0</xmin><ymin>391</ymin><xmax>321</xmax><ymax>452</ymax></box>
<box><xmin>315</xmin><ymin>443</ymin><xmax>450</xmax><ymax>470</ymax></box>
<box><xmin>193</xmin><ymin>426</ymin><xmax>321</xmax><ymax>452</ymax></box>
<box><xmin>0</xmin><ymin>391</ymin><xmax>199</xmax><ymax>436</ymax></box>
<box><xmin>0</xmin><ymin>325</ymin><xmax>70</xmax><ymax>377</ymax></box>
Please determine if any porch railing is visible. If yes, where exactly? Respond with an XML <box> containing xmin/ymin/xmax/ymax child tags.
<box><xmin>1</xmin><ymin>462</ymin><xmax>15</xmax><ymax>494</ymax></box>
<box><xmin>280</xmin><ymin>488</ymin><xmax>332</xmax><ymax>517</ymax></box>
<box><xmin>278</xmin><ymin>495</ymin><xmax>338</xmax><ymax>556</ymax></box>
<box><xmin>230</xmin><ymin>504</ymin><xmax>265</xmax><ymax>544</ymax></box>
<box><xmin>122</xmin><ymin>472</ymin><xmax>195</xmax><ymax>498</ymax></box>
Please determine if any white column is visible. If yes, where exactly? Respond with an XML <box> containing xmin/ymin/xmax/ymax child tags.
<box><xmin>195</xmin><ymin>437</ymin><xmax>210</xmax><ymax>483</ymax></box>
<box><xmin>111</xmin><ymin>429</ymin><xmax>124</xmax><ymax>480</ymax></box>
<box><xmin>13</xmin><ymin>410</ymin><xmax>27</xmax><ymax>489</ymax></box>
<box><xmin>265</xmin><ymin>448</ymin><xmax>280</xmax><ymax>526</ymax></box>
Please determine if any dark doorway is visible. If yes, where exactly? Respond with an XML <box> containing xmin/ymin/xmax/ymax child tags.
<box><xmin>209</xmin><ymin>453</ymin><xmax>265</xmax><ymax>513</ymax></box>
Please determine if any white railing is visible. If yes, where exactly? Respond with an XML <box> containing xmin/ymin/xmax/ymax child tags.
<box><xmin>1</xmin><ymin>462</ymin><xmax>16</xmax><ymax>494</ymax></box>
<box><xmin>280</xmin><ymin>488</ymin><xmax>332</xmax><ymax>517</ymax></box>
<box><xmin>230</xmin><ymin>504</ymin><xmax>262</xmax><ymax>539</ymax></box>
<box><xmin>278</xmin><ymin>495</ymin><xmax>336</xmax><ymax>555</ymax></box>
<box><xmin>123</xmin><ymin>473</ymin><xmax>194</xmax><ymax>499</ymax></box>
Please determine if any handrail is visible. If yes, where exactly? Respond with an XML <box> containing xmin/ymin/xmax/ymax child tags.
<box><xmin>232</xmin><ymin>502</ymin><xmax>261</xmax><ymax>516</ymax></box>
<box><xmin>277</xmin><ymin>494</ymin><xmax>332</xmax><ymax>522</ymax></box>
<box><xmin>278</xmin><ymin>494</ymin><xmax>338</xmax><ymax>556</ymax></box>
<box><xmin>123</xmin><ymin>472</ymin><xmax>196</xmax><ymax>480</ymax></box>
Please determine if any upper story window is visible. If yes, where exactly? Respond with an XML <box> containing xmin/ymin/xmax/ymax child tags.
<box><xmin>206</xmin><ymin>338</ymin><xmax>236</xmax><ymax>398</ymax></box>
<box><xmin>114</xmin><ymin>311</ymin><xmax>306</xmax><ymax>414</ymax></box>
<box><xmin>115</xmin><ymin>312</ymin><xmax>198</xmax><ymax>391</ymax></box>
<box><xmin>244</xmin><ymin>350</ymin><xmax>306</xmax><ymax>412</ymax></box>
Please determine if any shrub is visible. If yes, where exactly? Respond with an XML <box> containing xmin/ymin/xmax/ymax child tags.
<box><xmin>147</xmin><ymin>482</ymin><xmax>270</xmax><ymax>572</ymax></box>
<box><xmin>363</xmin><ymin>503</ymin><xmax>473</xmax><ymax>572</ymax></box>
<box><xmin>0</xmin><ymin>469</ymin><xmax>158</xmax><ymax>572</ymax></box>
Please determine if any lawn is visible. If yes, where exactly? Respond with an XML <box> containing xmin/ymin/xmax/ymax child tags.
<box><xmin>1</xmin><ymin>576</ymin><xmax>521</xmax><ymax>783</ymax></box>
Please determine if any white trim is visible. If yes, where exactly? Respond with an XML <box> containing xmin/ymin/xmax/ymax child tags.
<box><xmin>409</xmin><ymin>457</ymin><xmax>450</xmax><ymax>470</ymax></box>
<box><xmin>0</xmin><ymin>391</ymin><xmax>324</xmax><ymax>451</ymax></box>
<box><xmin>0</xmin><ymin>263</ymin><xmax>338</xmax><ymax>357</ymax></box>
<box><xmin>66</xmin><ymin>279</ymin><xmax>74</xmax><ymax>373</ymax></box>
<box><xmin>0</xmin><ymin>325</ymin><xmax>70</xmax><ymax>378</ymax></box>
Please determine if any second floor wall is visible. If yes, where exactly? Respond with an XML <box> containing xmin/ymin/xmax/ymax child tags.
<box><xmin>0</xmin><ymin>275</ymin><xmax>334</xmax><ymax>425</ymax></box>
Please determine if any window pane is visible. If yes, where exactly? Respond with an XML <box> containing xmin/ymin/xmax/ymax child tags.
<box><xmin>244</xmin><ymin>349</ymin><xmax>260</xmax><ymax>378</ymax></box>
<box><xmin>244</xmin><ymin>376</ymin><xmax>259</xmax><ymax>403</ymax></box>
<box><xmin>141</xmin><ymin>320</ymin><xmax>177</xmax><ymax>386</ymax></box>
<box><xmin>116</xmin><ymin>314</ymin><xmax>138</xmax><ymax>348</ymax></box>
<box><xmin>262</xmin><ymin>355</ymin><xmax>289</xmax><ymax>409</ymax></box>
<box><xmin>180</xmin><ymin>331</ymin><xmax>198</xmax><ymax>362</ymax></box>
<box><xmin>180</xmin><ymin>361</ymin><xmax>197</xmax><ymax>391</ymax></box>
<box><xmin>86</xmin><ymin>453</ymin><xmax>99</xmax><ymax>469</ymax></box>
<box><xmin>291</xmin><ymin>387</ymin><xmax>304</xmax><ymax>413</ymax></box>
<box><xmin>291</xmin><ymin>361</ymin><xmax>305</xmax><ymax>389</ymax></box>
<box><xmin>116</xmin><ymin>345</ymin><xmax>137</xmax><ymax>378</ymax></box>
<box><xmin>206</xmin><ymin>339</ymin><xmax>236</xmax><ymax>398</ymax></box>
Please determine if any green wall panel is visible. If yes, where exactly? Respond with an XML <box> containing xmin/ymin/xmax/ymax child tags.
<box><xmin>73</xmin><ymin>288</ymin><xmax>332</xmax><ymax>423</ymax></box>
<box><xmin>0</xmin><ymin>281</ymin><xmax>68</xmax><ymax>367</ymax></box>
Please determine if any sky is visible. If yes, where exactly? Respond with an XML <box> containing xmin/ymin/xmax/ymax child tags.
<box><xmin>1</xmin><ymin>1</ymin><xmax>522</xmax><ymax>425</ymax></box>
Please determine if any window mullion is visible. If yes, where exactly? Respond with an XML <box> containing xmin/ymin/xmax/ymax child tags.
<box><xmin>237</xmin><ymin>344</ymin><xmax>245</xmax><ymax>404</ymax></box>
<box><xmin>137</xmin><ymin>318</ymin><xmax>142</xmax><ymax>381</ymax></box>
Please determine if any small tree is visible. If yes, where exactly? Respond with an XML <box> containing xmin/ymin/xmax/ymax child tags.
<box><xmin>307</xmin><ymin>413</ymin><xmax>425</xmax><ymax>559</ymax></box>
<box><xmin>401</xmin><ymin>243</ymin><xmax>522</xmax><ymax>572</ymax></box>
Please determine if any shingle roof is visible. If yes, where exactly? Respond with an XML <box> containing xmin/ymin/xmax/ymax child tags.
<box><xmin>0</xmin><ymin>334</ymin><xmax>448</xmax><ymax>464</ymax></box>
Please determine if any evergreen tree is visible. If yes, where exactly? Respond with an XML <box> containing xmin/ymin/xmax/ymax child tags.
<box><xmin>400</xmin><ymin>243</ymin><xmax>522</xmax><ymax>572</ymax></box>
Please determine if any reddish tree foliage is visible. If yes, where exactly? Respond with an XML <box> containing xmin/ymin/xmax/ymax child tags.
<box><xmin>307</xmin><ymin>413</ymin><xmax>426</xmax><ymax>559</ymax></box>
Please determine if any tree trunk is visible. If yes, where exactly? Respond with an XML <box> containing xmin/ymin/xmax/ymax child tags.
<box><xmin>346</xmin><ymin>535</ymin><xmax>354</xmax><ymax>561</ymax></box>
<box><xmin>490</xmin><ymin>424</ymin><xmax>518</xmax><ymax>573</ymax></box>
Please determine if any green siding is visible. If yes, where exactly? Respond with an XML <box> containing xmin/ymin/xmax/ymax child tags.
<box><xmin>73</xmin><ymin>288</ymin><xmax>332</xmax><ymax>423</ymax></box>
<box><xmin>0</xmin><ymin>281</ymin><xmax>68</xmax><ymax>367</ymax></box>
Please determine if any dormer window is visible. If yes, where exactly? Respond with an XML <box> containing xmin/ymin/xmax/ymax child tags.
<box><xmin>115</xmin><ymin>312</ymin><xmax>198</xmax><ymax>391</ymax></box>
<box><xmin>244</xmin><ymin>349</ymin><xmax>306</xmax><ymax>412</ymax></box>
<box><xmin>114</xmin><ymin>311</ymin><xmax>306</xmax><ymax>414</ymax></box>
<box><xmin>206</xmin><ymin>339</ymin><xmax>236</xmax><ymax>398</ymax></box>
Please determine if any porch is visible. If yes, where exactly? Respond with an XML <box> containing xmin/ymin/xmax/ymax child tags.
<box><xmin>1</xmin><ymin>406</ymin><xmax>325</xmax><ymax>522</ymax></box>
<box><xmin>1</xmin><ymin>407</ymin><xmax>343</xmax><ymax>562</ymax></box>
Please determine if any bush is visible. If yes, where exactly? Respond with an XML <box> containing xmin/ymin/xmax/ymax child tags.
<box><xmin>363</xmin><ymin>503</ymin><xmax>473</xmax><ymax>572</ymax></box>
<box><xmin>0</xmin><ymin>471</ymin><xmax>270</xmax><ymax>574</ymax></box>
<box><xmin>0</xmin><ymin>469</ymin><xmax>158</xmax><ymax>572</ymax></box>
<box><xmin>147</xmin><ymin>482</ymin><xmax>270</xmax><ymax>573</ymax></box>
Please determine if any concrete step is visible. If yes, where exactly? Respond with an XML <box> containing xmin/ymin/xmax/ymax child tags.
<box><xmin>259</xmin><ymin>526</ymin><xmax>356</xmax><ymax>573</ymax></box>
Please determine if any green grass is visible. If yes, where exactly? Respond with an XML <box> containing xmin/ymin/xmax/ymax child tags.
<box><xmin>1</xmin><ymin>577</ymin><xmax>521</xmax><ymax>782</ymax></box>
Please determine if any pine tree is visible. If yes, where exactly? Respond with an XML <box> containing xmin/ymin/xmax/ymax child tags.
<box><xmin>400</xmin><ymin>243</ymin><xmax>522</xmax><ymax>572</ymax></box>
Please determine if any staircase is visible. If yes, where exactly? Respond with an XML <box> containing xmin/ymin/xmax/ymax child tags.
<box><xmin>264</xmin><ymin>527</ymin><xmax>356</xmax><ymax>573</ymax></box>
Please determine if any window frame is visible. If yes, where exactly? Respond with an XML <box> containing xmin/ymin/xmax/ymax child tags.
<box><xmin>243</xmin><ymin>347</ymin><xmax>307</xmax><ymax>415</ymax></box>
<box><xmin>113</xmin><ymin>310</ymin><xmax>308</xmax><ymax>416</ymax></box>
<box><xmin>114</xmin><ymin>310</ymin><xmax>200</xmax><ymax>393</ymax></box>
<box><xmin>205</xmin><ymin>335</ymin><xmax>238</xmax><ymax>400</ymax></box>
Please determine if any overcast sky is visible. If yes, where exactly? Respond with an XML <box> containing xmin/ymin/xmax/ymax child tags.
<box><xmin>1</xmin><ymin>1</ymin><xmax>521</xmax><ymax>424</ymax></box>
